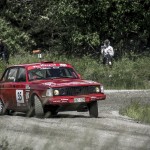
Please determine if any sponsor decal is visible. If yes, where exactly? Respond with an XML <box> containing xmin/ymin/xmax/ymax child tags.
<box><xmin>28</xmin><ymin>64</ymin><xmax>69</xmax><ymax>70</ymax></box>
<box><xmin>84</xmin><ymin>80</ymin><xmax>97</xmax><ymax>84</ymax></box>
<box><xmin>53</xmin><ymin>100</ymin><xmax>61</xmax><ymax>103</ymax></box>
<box><xmin>33</xmin><ymin>65</ymin><xmax>40</xmax><ymax>68</ymax></box>
<box><xmin>43</xmin><ymin>80</ymin><xmax>98</xmax><ymax>87</ymax></box>
<box><xmin>60</xmin><ymin>64</ymin><xmax>67</xmax><ymax>67</ymax></box>
<box><xmin>91</xmin><ymin>96</ymin><xmax>97</xmax><ymax>99</ymax></box>
<box><xmin>43</xmin><ymin>82</ymin><xmax>56</xmax><ymax>86</ymax></box>
<box><xmin>41</xmin><ymin>64</ymin><xmax>57</xmax><ymax>67</ymax></box>
<box><xmin>61</xmin><ymin>99</ymin><xmax>69</xmax><ymax>103</ymax></box>
<box><xmin>28</xmin><ymin>65</ymin><xmax>40</xmax><ymax>70</ymax></box>
<box><xmin>59</xmin><ymin>81</ymin><xmax>97</xmax><ymax>86</ymax></box>
<box><xmin>58</xmin><ymin>82</ymin><xmax>84</xmax><ymax>86</ymax></box>
<box><xmin>61</xmin><ymin>98</ymin><xmax>69</xmax><ymax>101</ymax></box>
<box><xmin>16</xmin><ymin>90</ymin><xmax>24</xmax><ymax>103</ymax></box>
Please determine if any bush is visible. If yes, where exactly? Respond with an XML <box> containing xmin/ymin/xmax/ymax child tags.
<box><xmin>0</xmin><ymin>17</ymin><xmax>35</xmax><ymax>54</ymax></box>
<box><xmin>1</xmin><ymin>52</ymin><xmax>150</xmax><ymax>89</ymax></box>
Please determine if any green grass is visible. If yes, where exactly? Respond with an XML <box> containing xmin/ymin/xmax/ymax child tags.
<box><xmin>0</xmin><ymin>52</ymin><xmax>150</xmax><ymax>89</ymax></box>
<box><xmin>120</xmin><ymin>101</ymin><xmax>150</xmax><ymax>124</ymax></box>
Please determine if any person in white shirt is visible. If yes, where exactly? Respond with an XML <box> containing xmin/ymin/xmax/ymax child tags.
<box><xmin>101</xmin><ymin>39</ymin><xmax>114</xmax><ymax>66</ymax></box>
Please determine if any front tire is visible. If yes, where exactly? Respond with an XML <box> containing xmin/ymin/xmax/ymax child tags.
<box><xmin>44</xmin><ymin>105</ymin><xmax>58</xmax><ymax>117</ymax></box>
<box><xmin>34</xmin><ymin>95</ymin><xmax>44</xmax><ymax>118</ymax></box>
<box><xmin>87</xmin><ymin>101</ymin><xmax>98</xmax><ymax>118</ymax></box>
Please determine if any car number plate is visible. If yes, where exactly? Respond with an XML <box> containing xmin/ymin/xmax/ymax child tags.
<box><xmin>74</xmin><ymin>97</ymin><xmax>85</xmax><ymax>103</ymax></box>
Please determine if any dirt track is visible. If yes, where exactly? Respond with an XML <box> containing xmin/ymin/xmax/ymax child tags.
<box><xmin>0</xmin><ymin>90</ymin><xmax>150</xmax><ymax>150</ymax></box>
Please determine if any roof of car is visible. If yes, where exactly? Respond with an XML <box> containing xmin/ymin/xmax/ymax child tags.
<box><xmin>11</xmin><ymin>61</ymin><xmax>72</xmax><ymax>68</ymax></box>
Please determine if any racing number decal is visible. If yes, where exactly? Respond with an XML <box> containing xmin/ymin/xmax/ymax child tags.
<box><xmin>16</xmin><ymin>90</ymin><xmax>24</xmax><ymax>103</ymax></box>
<box><xmin>18</xmin><ymin>92</ymin><xmax>22</xmax><ymax>101</ymax></box>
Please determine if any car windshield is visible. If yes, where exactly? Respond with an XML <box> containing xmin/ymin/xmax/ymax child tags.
<box><xmin>28</xmin><ymin>67</ymin><xmax>79</xmax><ymax>81</ymax></box>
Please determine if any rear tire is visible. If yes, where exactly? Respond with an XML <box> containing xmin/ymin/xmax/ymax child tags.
<box><xmin>26</xmin><ymin>97</ymin><xmax>35</xmax><ymax>117</ymax></box>
<box><xmin>0</xmin><ymin>99</ymin><xmax>7</xmax><ymax>115</ymax></box>
<box><xmin>87</xmin><ymin>101</ymin><xmax>98</xmax><ymax>118</ymax></box>
<box><xmin>34</xmin><ymin>95</ymin><xmax>44</xmax><ymax>118</ymax></box>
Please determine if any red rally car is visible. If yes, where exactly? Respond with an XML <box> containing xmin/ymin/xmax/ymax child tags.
<box><xmin>0</xmin><ymin>61</ymin><xmax>106</xmax><ymax>118</ymax></box>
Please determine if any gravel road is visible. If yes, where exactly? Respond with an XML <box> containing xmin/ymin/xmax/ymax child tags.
<box><xmin>0</xmin><ymin>90</ymin><xmax>150</xmax><ymax>150</ymax></box>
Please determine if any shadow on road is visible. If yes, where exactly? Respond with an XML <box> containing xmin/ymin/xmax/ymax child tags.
<box><xmin>6</xmin><ymin>112</ymin><xmax>105</xmax><ymax>119</ymax></box>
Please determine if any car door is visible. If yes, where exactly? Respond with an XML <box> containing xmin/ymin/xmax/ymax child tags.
<box><xmin>0</xmin><ymin>67</ymin><xmax>18</xmax><ymax>109</ymax></box>
<box><xmin>12</xmin><ymin>67</ymin><xmax>28</xmax><ymax>111</ymax></box>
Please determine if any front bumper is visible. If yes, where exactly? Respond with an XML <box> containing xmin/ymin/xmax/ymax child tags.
<box><xmin>47</xmin><ymin>93</ymin><xmax>106</xmax><ymax>105</ymax></box>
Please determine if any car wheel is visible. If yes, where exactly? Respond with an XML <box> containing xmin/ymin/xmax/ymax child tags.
<box><xmin>8</xmin><ymin>110</ymin><xmax>15</xmax><ymax>116</ymax></box>
<box><xmin>0</xmin><ymin>99</ymin><xmax>6</xmax><ymax>115</ymax></box>
<box><xmin>51</xmin><ymin>110</ymin><xmax>58</xmax><ymax>116</ymax></box>
<box><xmin>26</xmin><ymin>98</ymin><xmax>35</xmax><ymax>117</ymax></box>
<box><xmin>34</xmin><ymin>95</ymin><xmax>44</xmax><ymax>118</ymax></box>
<box><xmin>44</xmin><ymin>105</ymin><xmax>58</xmax><ymax>117</ymax></box>
<box><xmin>87</xmin><ymin>101</ymin><xmax>98</xmax><ymax>118</ymax></box>
<box><xmin>44</xmin><ymin>110</ymin><xmax>58</xmax><ymax>118</ymax></box>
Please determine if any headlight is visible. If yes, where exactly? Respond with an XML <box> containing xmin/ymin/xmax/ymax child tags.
<box><xmin>100</xmin><ymin>85</ymin><xmax>104</xmax><ymax>93</ymax></box>
<box><xmin>95</xmin><ymin>87</ymin><xmax>100</xmax><ymax>93</ymax></box>
<box><xmin>53</xmin><ymin>89</ymin><xmax>60</xmax><ymax>96</ymax></box>
<box><xmin>46</xmin><ymin>88</ymin><xmax>53</xmax><ymax>97</ymax></box>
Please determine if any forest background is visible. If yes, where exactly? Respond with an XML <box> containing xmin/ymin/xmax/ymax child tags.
<box><xmin>0</xmin><ymin>0</ymin><xmax>150</xmax><ymax>89</ymax></box>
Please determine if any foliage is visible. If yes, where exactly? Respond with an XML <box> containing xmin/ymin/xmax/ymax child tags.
<box><xmin>0</xmin><ymin>0</ymin><xmax>149</xmax><ymax>57</ymax></box>
<box><xmin>1</xmin><ymin>0</ymin><xmax>65</xmax><ymax>52</ymax></box>
<box><xmin>3</xmin><ymin>53</ymin><xmax>150</xmax><ymax>89</ymax></box>
<box><xmin>0</xmin><ymin>17</ymin><xmax>35</xmax><ymax>54</ymax></box>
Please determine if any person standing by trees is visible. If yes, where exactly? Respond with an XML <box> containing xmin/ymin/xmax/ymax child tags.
<box><xmin>101</xmin><ymin>39</ymin><xmax>114</xmax><ymax>66</ymax></box>
<box><xmin>0</xmin><ymin>39</ymin><xmax>9</xmax><ymax>64</ymax></box>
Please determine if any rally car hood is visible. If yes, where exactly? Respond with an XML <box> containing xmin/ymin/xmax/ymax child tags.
<box><xmin>30</xmin><ymin>78</ymin><xmax>101</xmax><ymax>88</ymax></box>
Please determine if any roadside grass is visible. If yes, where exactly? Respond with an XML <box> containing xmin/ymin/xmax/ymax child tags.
<box><xmin>120</xmin><ymin>101</ymin><xmax>150</xmax><ymax>124</ymax></box>
<box><xmin>0</xmin><ymin>52</ymin><xmax>150</xmax><ymax>89</ymax></box>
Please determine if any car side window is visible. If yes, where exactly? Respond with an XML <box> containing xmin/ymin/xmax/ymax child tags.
<box><xmin>16</xmin><ymin>67</ymin><xmax>26</xmax><ymax>82</ymax></box>
<box><xmin>7</xmin><ymin>68</ymin><xmax>18</xmax><ymax>82</ymax></box>
<box><xmin>1</xmin><ymin>69</ymin><xmax>9</xmax><ymax>82</ymax></box>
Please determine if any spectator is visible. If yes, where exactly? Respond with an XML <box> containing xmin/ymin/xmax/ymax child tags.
<box><xmin>101</xmin><ymin>39</ymin><xmax>114</xmax><ymax>66</ymax></box>
<box><xmin>0</xmin><ymin>39</ymin><xmax>9</xmax><ymax>64</ymax></box>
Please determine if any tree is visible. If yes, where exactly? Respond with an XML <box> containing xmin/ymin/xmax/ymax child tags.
<box><xmin>1</xmin><ymin>0</ymin><xmax>150</xmax><ymax>57</ymax></box>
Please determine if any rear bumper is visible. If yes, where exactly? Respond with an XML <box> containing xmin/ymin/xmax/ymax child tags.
<box><xmin>47</xmin><ymin>93</ymin><xmax>106</xmax><ymax>105</ymax></box>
